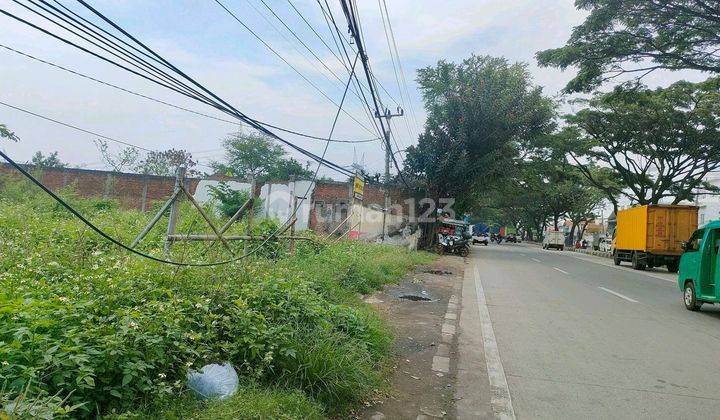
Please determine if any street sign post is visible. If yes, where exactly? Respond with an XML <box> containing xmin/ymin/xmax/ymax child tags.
<box><xmin>353</xmin><ymin>174</ymin><xmax>364</xmax><ymax>201</ymax></box>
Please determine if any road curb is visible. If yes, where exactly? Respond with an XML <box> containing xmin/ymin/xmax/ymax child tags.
<box><xmin>455</xmin><ymin>257</ymin><xmax>495</xmax><ymax>419</ymax></box>
<box><xmin>567</xmin><ymin>247</ymin><xmax>612</xmax><ymax>259</ymax></box>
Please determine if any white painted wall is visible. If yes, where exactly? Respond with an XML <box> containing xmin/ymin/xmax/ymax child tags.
<box><xmin>349</xmin><ymin>203</ymin><xmax>406</xmax><ymax>240</ymax></box>
<box><xmin>699</xmin><ymin>202</ymin><xmax>720</xmax><ymax>227</ymax></box>
<box><xmin>194</xmin><ymin>180</ymin><xmax>314</xmax><ymax>230</ymax></box>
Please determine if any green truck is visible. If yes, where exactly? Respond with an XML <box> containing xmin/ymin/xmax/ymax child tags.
<box><xmin>678</xmin><ymin>221</ymin><xmax>720</xmax><ymax>311</ymax></box>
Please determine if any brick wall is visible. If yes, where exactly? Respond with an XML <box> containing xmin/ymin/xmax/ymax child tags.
<box><xmin>308</xmin><ymin>179</ymin><xmax>410</xmax><ymax>233</ymax></box>
<box><xmin>0</xmin><ymin>164</ymin><xmax>412</xmax><ymax>233</ymax></box>
<box><xmin>0</xmin><ymin>163</ymin><xmax>202</xmax><ymax>211</ymax></box>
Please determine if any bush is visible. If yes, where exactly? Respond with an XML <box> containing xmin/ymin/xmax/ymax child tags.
<box><xmin>207</xmin><ymin>182</ymin><xmax>262</xmax><ymax>218</ymax></box>
<box><xmin>0</xmin><ymin>179</ymin><xmax>433</xmax><ymax>418</ymax></box>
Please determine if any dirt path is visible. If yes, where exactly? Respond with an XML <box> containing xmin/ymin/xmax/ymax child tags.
<box><xmin>357</xmin><ymin>255</ymin><xmax>465</xmax><ymax>419</ymax></box>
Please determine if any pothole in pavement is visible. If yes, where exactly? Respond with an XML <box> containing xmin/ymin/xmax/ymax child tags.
<box><xmin>422</xmin><ymin>269</ymin><xmax>453</xmax><ymax>275</ymax></box>
<box><xmin>398</xmin><ymin>294</ymin><xmax>433</xmax><ymax>301</ymax></box>
<box><xmin>388</xmin><ymin>283</ymin><xmax>439</xmax><ymax>302</ymax></box>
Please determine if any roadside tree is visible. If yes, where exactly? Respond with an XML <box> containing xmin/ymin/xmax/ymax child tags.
<box><xmin>537</xmin><ymin>0</ymin><xmax>720</xmax><ymax>92</ymax></box>
<box><xmin>404</xmin><ymin>55</ymin><xmax>556</xmax><ymax>212</ymax></box>
<box><xmin>211</xmin><ymin>131</ymin><xmax>312</xmax><ymax>182</ymax></box>
<box><xmin>563</xmin><ymin>78</ymin><xmax>720</xmax><ymax>206</ymax></box>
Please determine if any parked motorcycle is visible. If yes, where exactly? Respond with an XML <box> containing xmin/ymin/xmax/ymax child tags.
<box><xmin>435</xmin><ymin>234</ymin><xmax>471</xmax><ymax>257</ymax></box>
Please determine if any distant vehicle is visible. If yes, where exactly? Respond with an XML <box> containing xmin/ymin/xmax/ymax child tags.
<box><xmin>505</xmin><ymin>233</ymin><xmax>519</xmax><ymax>243</ymax></box>
<box><xmin>598</xmin><ymin>238</ymin><xmax>612</xmax><ymax>253</ymax></box>
<box><xmin>613</xmin><ymin>205</ymin><xmax>697</xmax><ymax>272</ymax></box>
<box><xmin>678</xmin><ymin>223</ymin><xmax>720</xmax><ymax>311</ymax></box>
<box><xmin>472</xmin><ymin>233</ymin><xmax>489</xmax><ymax>246</ymax></box>
<box><xmin>542</xmin><ymin>229</ymin><xmax>564</xmax><ymax>250</ymax></box>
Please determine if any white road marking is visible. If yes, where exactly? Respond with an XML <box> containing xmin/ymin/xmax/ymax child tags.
<box><xmin>552</xmin><ymin>267</ymin><xmax>569</xmax><ymax>274</ymax></box>
<box><xmin>531</xmin><ymin>258</ymin><xmax>541</xmax><ymax>263</ymax></box>
<box><xmin>564</xmin><ymin>253</ymin><xmax>675</xmax><ymax>283</ymax></box>
<box><xmin>598</xmin><ymin>286</ymin><xmax>639</xmax><ymax>303</ymax></box>
<box><xmin>473</xmin><ymin>265</ymin><xmax>516</xmax><ymax>420</ymax></box>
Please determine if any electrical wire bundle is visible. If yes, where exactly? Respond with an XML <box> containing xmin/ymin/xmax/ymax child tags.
<box><xmin>1</xmin><ymin>0</ymin><xmax>357</xmax><ymax>177</ymax></box>
<box><xmin>0</xmin><ymin>0</ymin><xmax>364</xmax><ymax>266</ymax></box>
<box><xmin>0</xmin><ymin>0</ymin><xmax>417</xmax><ymax>265</ymax></box>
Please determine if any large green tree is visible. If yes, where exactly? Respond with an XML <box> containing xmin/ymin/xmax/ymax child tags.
<box><xmin>537</xmin><ymin>0</ymin><xmax>720</xmax><ymax>92</ymax></box>
<box><xmin>563</xmin><ymin>78</ymin><xmax>720</xmax><ymax>205</ymax></box>
<box><xmin>212</xmin><ymin>131</ymin><xmax>313</xmax><ymax>183</ymax></box>
<box><xmin>404</xmin><ymin>55</ymin><xmax>556</xmax><ymax>212</ymax></box>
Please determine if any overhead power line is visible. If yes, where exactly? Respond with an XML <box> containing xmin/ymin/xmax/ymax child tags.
<box><xmin>338</xmin><ymin>0</ymin><xmax>410</xmax><ymax>188</ymax></box>
<box><xmin>0</xmin><ymin>149</ymin><xmax>229</xmax><ymax>266</ymax></box>
<box><xmin>0</xmin><ymin>100</ymin><xmax>224</xmax><ymax>171</ymax></box>
<box><xmin>315</xmin><ymin>0</ymin><xmax>383</xmax><ymax>139</ymax></box>
<box><xmin>380</xmin><ymin>0</ymin><xmax>420</xmax><ymax>133</ymax></box>
<box><xmin>242</xmin><ymin>0</ymin><xmax>379</xmax><ymax>137</ymax></box>
<box><xmin>0</xmin><ymin>2</ymin><xmax>357</xmax><ymax>176</ymax></box>
<box><xmin>0</xmin><ymin>41</ymin><xmax>379</xmax><ymax>144</ymax></box>
<box><xmin>211</xmin><ymin>0</ymin><xmax>376</xmax><ymax>137</ymax></box>
<box><xmin>314</xmin><ymin>0</ymin><xmax>404</xmax><ymax>111</ymax></box>
<box><xmin>0</xmin><ymin>100</ymin><xmax>154</xmax><ymax>153</ymax></box>
<box><xmin>0</xmin><ymin>2</ymin><xmax>368</xmax><ymax>267</ymax></box>
<box><xmin>377</xmin><ymin>0</ymin><xmax>416</xmax><ymax>146</ymax></box>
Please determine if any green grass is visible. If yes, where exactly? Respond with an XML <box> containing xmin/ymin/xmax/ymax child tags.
<box><xmin>115</xmin><ymin>383</ymin><xmax>324</xmax><ymax>420</ymax></box>
<box><xmin>0</xmin><ymin>177</ymin><xmax>434</xmax><ymax>418</ymax></box>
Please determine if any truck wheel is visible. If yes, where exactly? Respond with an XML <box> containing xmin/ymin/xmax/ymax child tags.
<box><xmin>613</xmin><ymin>251</ymin><xmax>621</xmax><ymax>266</ymax></box>
<box><xmin>631</xmin><ymin>252</ymin><xmax>646</xmax><ymax>270</ymax></box>
<box><xmin>667</xmin><ymin>260</ymin><xmax>679</xmax><ymax>273</ymax></box>
<box><xmin>683</xmin><ymin>282</ymin><xmax>702</xmax><ymax>311</ymax></box>
<box><xmin>559</xmin><ymin>246</ymin><xmax>564</xmax><ymax>251</ymax></box>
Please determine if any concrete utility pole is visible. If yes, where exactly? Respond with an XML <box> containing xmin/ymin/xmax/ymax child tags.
<box><xmin>376</xmin><ymin>107</ymin><xmax>404</xmax><ymax>241</ymax></box>
<box><xmin>164</xmin><ymin>165</ymin><xmax>185</xmax><ymax>254</ymax></box>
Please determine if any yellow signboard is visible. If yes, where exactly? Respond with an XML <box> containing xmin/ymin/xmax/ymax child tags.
<box><xmin>353</xmin><ymin>175</ymin><xmax>364</xmax><ymax>200</ymax></box>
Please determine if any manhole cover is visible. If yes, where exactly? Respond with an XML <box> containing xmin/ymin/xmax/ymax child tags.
<box><xmin>398</xmin><ymin>294</ymin><xmax>432</xmax><ymax>301</ymax></box>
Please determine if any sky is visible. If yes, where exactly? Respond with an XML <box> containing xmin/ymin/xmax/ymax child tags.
<box><xmin>0</xmin><ymin>0</ymin><xmax>709</xmax><ymax>179</ymax></box>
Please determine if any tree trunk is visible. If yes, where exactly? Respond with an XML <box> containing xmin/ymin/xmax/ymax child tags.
<box><xmin>579</xmin><ymin>221</ymin><xmax>588</xmax><ymax>241</ymax></box>
<box><xmin>567</xmin><ymin>221</ymin><xmax>577</xmax><ymax>246</ymax></box>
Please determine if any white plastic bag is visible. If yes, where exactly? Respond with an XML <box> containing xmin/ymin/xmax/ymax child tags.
<box><xmin>186</xmin><ymin>362</ymin><xmax>239</xmax><ymax>400</ymax></box>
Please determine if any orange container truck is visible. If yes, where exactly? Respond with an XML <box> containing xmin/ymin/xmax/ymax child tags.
<box><xmin>612</xmin><ymin>204</ymin><xmax>698</xmax><ymax>272</ymax></box>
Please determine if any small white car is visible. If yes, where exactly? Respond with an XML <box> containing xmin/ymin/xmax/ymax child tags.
<box><xmin>472</xmin><ymin>233</ymin><xmax>489</xmax><ymax>246</ymax></box>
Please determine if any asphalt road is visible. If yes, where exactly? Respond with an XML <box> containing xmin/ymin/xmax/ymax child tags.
<box><xmin>467</xmin><ymin>242</ymin><xmax>720</xmax><ymax>419</ymax></box>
